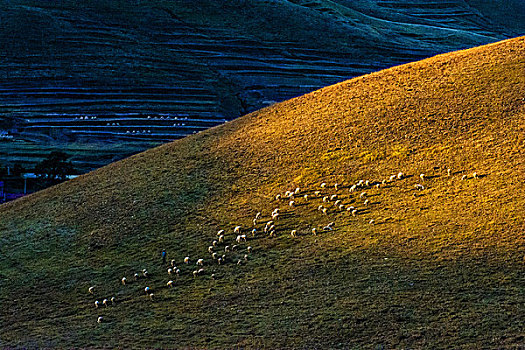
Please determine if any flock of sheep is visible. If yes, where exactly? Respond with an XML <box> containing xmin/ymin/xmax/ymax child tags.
<box><xmin>88</xmin><ymin>168</ymin><xmax>479</xmax><ymax>324</ymax></box>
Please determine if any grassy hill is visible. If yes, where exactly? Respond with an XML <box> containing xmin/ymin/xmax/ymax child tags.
<box><xmin>1</xmin><ymin>0</ymin><xmax>524</xmax><ymax>172</ymax></box>
<box><xmin>0</xmin><ymin>36</ymin><xmax>524</xmax><ymax>348</ymax></box>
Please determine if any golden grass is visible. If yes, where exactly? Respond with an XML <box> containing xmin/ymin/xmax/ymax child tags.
<box><xmin>0</xmin><ymin>36</ymin><xmax>524</xmax><ymax>348</ymax></box>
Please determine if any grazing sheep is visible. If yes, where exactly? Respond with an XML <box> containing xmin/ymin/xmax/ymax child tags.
<box><xmin>360</xmin><ymin>192</ymin><xmax>367</xmax><ymax>198</ymax></box>
<box><xmin>94</xmin><ymin>300</ymin><xmax>100</xmax><ymax>308</ymax></box>
<box><xmin>327</xmin><ymin>222</ymin><xmax>335</xmax><ymax>228</ymax></box>
<box><xmin>208</xmin><ymin>246</ymin><xmax>214</xmax><ymax>253</ymax></box>
<box><xmin>211</xmin><ymin>274</ymin><xmax>216</xmax><ymax>280</ymax></box>
<box><xmin>88</xmin><ymin>286</ymin><xmax>95</xmax><ymax>295</ymax></box>
<box><xmin>389</xmin><ymin>175</ymin><xmax>397</xmax><ymax>182</ymax></box>
<box><xmin>473</xmin><ymin>172</ymin><xmax>479</xmax><ymax>179</ymax></box>
<box><xmin>168</xmin><ymin>268</ymin><xmax>173</xmax><ymax>275</ymax></box>
<box><xmin>334</xmin><ymin>183</ymin><xmax>339</xmax><ymax>190</ymax></box>
<box><xmin>251</xmin><ymin>229</ymin><xmax>257</xmax><ymax>237</ymax></box>
<box><xmin>171</xmin><ymin>259</ymin><xmax>176</xmax><ymax>267</ymax></box>
<box><xmin>369</xmin><ymin>219</ymin><xmax>375</xmax><ymax>225</ymax></box>
<box><xmin>149</xmin><ymin>293</ymin><xmax>154</xmax><ymax>301</ymax></box>
<box><xmin>352</xmin><ymin>209</ymin><xmax>358</xmax><ymax>216</ymax></box>
<box><xmin>334</xmin><ymin>199</ymin><xmax>342</xmax><ymax>207</ymax></box>
<box><xmin>193</xmin><ymin>270</ymin><xmax>199</xmax><ymax>278</ymax></box>
<box><xmin>144</xmin><ymin>287</ymin><xmax>151</xmax><ymax>294</ymax></box>
<box><xmin>397</xmin><ymin>172</ymin><xmax>404</xmax><ymax>180</ymax></box>
<box><xmin>291</xmin><ymin>230</ymin><xmax>297</xmax><ymax>238</ymax></box>
<box><xmin>218</xmin><ymin>235</ymin><xmax>225</xmax><ymax>243</ymax></box>
<box><xmin>142</xmin><ymin>269</ymin><xmax>148</xmax><ymax>278</ymax></box>
<box><xmin>314</xmin><ymin>191</ymin><xmax>321</xmax><ymax>197</ymax></box>
<box><xmin>364</xmin><ymin>199</ymin><xmax>369</xmax><ymax>206</ymax></box>
<box><xmin>97</xmin><ymin>316</ymin><xmax>103</xmax><ymax>324</ymax></box>
<box><xmin>318</xmin><ymin>205</ymin><xmax>324</xmax><ymax>211</ymax></box>
<box><xmin>323</xmin><ymin>225</ymin><xmax>333</xmax><ymax>231</ymax></box>
<box><xmin>461</xmin><ymin>174</ymin><xmax>467</xmax><ymax>180</ymax></box>
<box><xmin>414</xmin><ymin>184</ymin><xmax>425</xmax><ymax>190</ymax></box>
<box><xmin>339</xmin><ymin>205</ymin><xmax>345</xmax><ymax>211</ymax></box>
<box><xmin>304</xmin><ymin>194</ymin><xmax>309</xmax><ymax>201</ymax></box>
<box><xmin>247</xmin><ymin>246</ymin><xmax>253</xmax><ymax>253</ymax></box>
<box><xmin>268</xmin><ymin>225</ymin><xmax>275</xmax><ymax>232</ymax></box>
<box><xmin>225</xmin><ymin>246</ymin><xmax>230</xmax><ymax>252</ymax></box>
<box><xmin>322</xmin><ymin>208</ymin><xmax>328</xmax><ymax>215</ymax></box>
<box><xmin>323</xmin><ymin>196</ymin><xmax>329</xmax><ymax>202</ymax></box>
<box><xmin>275</xmin><ymin>194</ymin><xmax>281</xmax><ymax>200</ymax></box>
<box><xmin>365</xmin><ymin>180</ymin><xmax>370</xmax><ymax>187</ymax></box>
<box><xmin>357</xmin><ymin>180</ymin><xmax>365</xmax><ymax>187</ymax></box>
<box><xmin>234</xmin><ymin>226</ymin><xmax>242</xmax><ymax>234</ymax></box>
<box><xmin>212</xmin><ymin>252</ymin><xmax>218</xmax><ymax>260</ymax></box>
<box><xmin>121</xmin><ymin>277</ymin><xmax>127</xmax><ymax>285</ymax></box>
<box><xmin>237</xmin><ymin>260</ymin><xmax>243</xmax><ymax>265</ymax></box>
<box><xmin>312</xmin><ymin>228</ymin><xmax>317</xmax><ymax>235</ymax></box>
<box><xmin>196</xmin><ymin>259</ymin><xmax>204</xmax><ymax>266</ymax></box>
<box><xmin>420</xmin><ymin>174</ymin><xmax>425</xmax><ymax>181</ymax></box>
<box><xmin>198</xmin><ymin>268</ymin><xmax>205</xmax><ymax>275</ymax></box>
<box><xmin>175</xmin><ymin>268</ymin><xmax>180</xmax><ymax>275</ymax></box>
<box><xmin>217</xmin><ymin>229</ymin><xmax>225</xmax><ymax>237</ymax></box>
<box><xmin>289</xmin><ymin>200</ymin><xmax>295</xmax><ymax>207</ymax></box>
<box><xmin>236</xmin><ymin>235</ymin><xmax>242</xmax><ymax>243</ymax></box>
<box><xmin>375</xmin><ymin>183</ymin><xmax>381</xmax><ymax>189</ymax></box>
<box><xmin>103</xmin><ymin>299</ymin><xmax>108</xmax><ymax>307</ymax></box>
<box><xmin>253</xmin><ymin>218</ymin><xmax>258</xmax><ymax>226</ymax></box>
<box><xmin>346</xmin><ymin>206</ymin><xmax>355</xmax><ymax>211</ymax></box>
<box><xmin>295</xmin><ymin>187</ymin><xmax>301</xmax><ymax>194</ymax></box>
<box><xmin>167</xmin><ymin>280</ymin><xmax>174</xmax><ymax>288</ymax></box>
<box><xmin>217</xmin><ymin>258</ymin><xmax>223</xmax><ymax>265</ymax></box>
<box><xmin>184</xmin><ymin>257</ymin><xmax>190</xmax><ymax>264</ymax></box>
<box><xmin>232</xmin><ymin>245</ymin><xmax>239</xmax><ymax>251</ymax></box>
<box><xmin>255</xmin><ymin>212</ymin><xmax>262</xmax><ymax>219</ymax></box>
<box><xmin>330</xmin><ymin>194</ymin><xmax>338</xmax><ymax>201</ymax></box>
<box><xmin>212</xmin><ymin>240</ymin><xmax>218</xmax><ymax>247</ymax></box>
<box><xmin>447</xmin><ymin>168</ymin><xmax>451</xmax><ymax>176</ymax></box>
<box><xmin>111</xmin><ymin>297</ymin><xmax>115</xmax><ymax>304</ymax></box>
<box><xmin>349</xmin><ymin>185</ymin><xmax>357</xmax><ymax>192</ymax></box>
<box><xmin>320</xmin><ymin>182</ymin><xmax>327</xmax><ymax>188</ymax></box>
<box><xmin>134</xmin><ymin>273</ymin><xmax>139</xmax><ymax>280</ymax></box>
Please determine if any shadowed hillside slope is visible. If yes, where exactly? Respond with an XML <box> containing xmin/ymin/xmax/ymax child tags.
<box><xmin>0</xmin><ymin>37</ymin><xmax>524</xmax><ymax>348</ymax></box>
<box><xmin>1</xmin><ymin>0</ymin><xmax>524</xmax><ymax>172</ymax></box>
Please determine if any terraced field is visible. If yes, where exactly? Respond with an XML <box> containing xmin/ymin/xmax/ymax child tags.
<box><xmin>1</xmin><ymin>0</ymin><xmax>523</xmax><ymax>171</ymax></box>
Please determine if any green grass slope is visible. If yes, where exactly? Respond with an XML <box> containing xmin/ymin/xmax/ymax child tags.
<box><xmin>0</xmin><ymin>37</ymin><xmax>524</xmax><ymax>348</ymax></box>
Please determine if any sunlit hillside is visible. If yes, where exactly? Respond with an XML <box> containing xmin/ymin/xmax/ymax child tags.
<box><xmin>0</xmin><ymin>37</ymin><xmax>523</xmax><ymax>348</ymax></box>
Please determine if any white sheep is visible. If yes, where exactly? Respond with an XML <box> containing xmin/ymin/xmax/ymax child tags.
<box><xmin>251</xmin><ymin>229</ymin><xmax>257</xmax><ymax>237</ymax></box>
<box><xmin>232</xmin><ymin>245</ymin><xmax>239</xmax><ymax>251</ymax></box>
<box><xmin>420</xmin><ymin>173</ymin><xmax>425</xmax><ymax>181</ymax></box>
<box><xmin>247</xmin><ymin>246</ymin><xmax>253</xmax><ymax>253</ymax></box>
<box><xmin>414</xmin><ymin>184</ymin><xmax>425</xmax><ymax>190</ymax></box>
<box><xmin>217</xmin><ymin>258</ymin><xmax>223</xmax><ymax>265</ymax></box>
<box><xmin>294</xmin><ymin>187</ymin><xmax>301</xmax><ymax>194</ymax></box>
<box><xmin>323</xmin><ymin>225</ymin><xmax>333</xmax><ymax>231</ymax></box>
<box><xmin>365</xmin><ymin>180</ymin><xmax>370</xmax><ymax>187</ymax></box>
<box><xmin>447</xmin><ymin>168</ymin><xmax>451</xmax><ymax>176</ymax></box>
<box><xmin>236</xmin><ymin>235</ymin><xmax>242</xmax><ymax>243</ymax></box>
<box><xmin>111</xmin><ymin>297</ymin><xmax>115</xmax><ymax>304</ymax></box>
<box><xmin>312</xmin><ymin>228</ymin><xmax>317</xmax><ymax>235</ymax></box>
<box><xmin>175</xmin><ymin>268</ymin><xmax>180</xmax><ymax>275</ymax></box>
<box><xmin>94</xmin><ymin>300</ymin><xmax>99</xmax><ymax>308</ymax></box>
<box><xmin>330</xmin><ymin>194</ymin><xmax>338</xmax><ymax>201</ymax></box>
<box><xmin>225</xmin><ymin>245</ymin><xmax>230</xmax><ymax>252</ymax></box>
<box><xmin>208</xmin><ymin>246</ymin><xmax>214</xmax><ymax>253</ymax></box>
<box><xmin>97</xmin><ymin>316</ymin><xmax>103</xmax><ymax>324</ymax></box>
<box><xmin>142</xmin><ymin>269</ymin><xmax>148</xmax><ymax>278</ymax></box>
<box><xmin>473</xmin><ymin>172</ymin><xmax>479</xmax><ymax>179</ymax></box>
<box><xmin>121</xmin><ymin>277</ymin><xmax>127</xmax><ymax>285</ymax></box>
<box><xmin>234</xmin><ymin>226</ymin><xmax>242</xmax><ymax>234</ymax></box>
<box><xmin>289</xmin><ymin>200</ymin><xmax>295</xmax><ymax>207</ymax></box>
<box><xmin>171</xmin><ymin>259</ymin><xmax>176</xmax><ymax>267</ymax></box>
<box><xmin>334</xmin><ymin>183</ymin><xmax>339</xmax><ymax>190</ymax></box>
<box><xmin>167</xmin><ymin>280</ymin><xmax>174</xmax><ymax>288</ymax></box>
<box><xmin>461</xmin><ymin>175</ymin><xmax>467</xmax><ymax>180</ymax></box>
<box><xmin>275</xmin><ymin>194</ymin><xmax>281</xmax><ymax>200</ymax></box>
<box><xmin>339</xmin><ymin>204</ymin><xmax>345</xmax><ymax>211</ymax></box>
<box><xmin>149</xmin><ymin>293</ymin><xmax>154</xmax><ymax>301</ymax></box>
<box><xmin>397</xmin><ymin>172</ymin><xmax>404</xmax><ymax>179</ymax></box>
<box><xmin>369</xmin><ymin>219</ymin><xmax>375</xmax><ymax>225</ymax></box>
<box><xmin>212</xmin><ymin>252</ymin><xmax>218</xmax><ymax>260</ymax></box>
<box><xmin>193</xmin><ymin>270</ymin><xmax>198</xmax><ymax>278</ymax></box>
<box><xmin>320</xmin><ymin>182</ymin><xmax>327</xmax><ymax>188</ymax></box>
<box><xmin>352</xmin><ymin>209</ymin><xmax>358</xmax><ymax>216</ymax></box>
<box><xmin>217</xmin><ymin>229</ymin><xmax>225</xmax><ymax>237</ymax></box>
<box><xmin>360</xmin><ymin>192</ymin><xmax>367</xmax><ymax>198</ymax></box>
<box><xmin>144</xmin><ymin>287</ymin><xmax>150</xmax><ymax>294</ymax></box>
<box><xmin>198</xmin><ymin>268</ymin><xmax>205</xmax><ymax>275</ymax></box>
<box><xmin>134</xmin><ymin>273</ymin><xmax>139</xmax><ymax>280</ymax></box>
<box><xmin>244</xmin><ymin>254</ymin><xmax>249</xmax><ymax>261</ymax></box>
<box><xmin>168</xmin><ymin>268</ymin><xmax>173</xmax><ymax>275</ymax></box>
<box><xmin>196</xmin><ymin>259</ymin><xmax>204</xmax><ymax>266</ymax></box>
<box><xmin>212</xmin><ymin>240</ymin><xmax>218</xmax><ymax>247</ymax></box>
<box><xmin>255</xmin><ymin>212</ymin><xmax>262</xmax><ymax>219</ymax></box>
<box><xmin>291</xmin><ymin>230</ymin><xmax>297</xmax><ymax>237</ymax></box>
<box><xmin>323</xmin><ymin>196</ymin><xmax>329</xmax><ymax>202</ymax></box>
<box><xmin>389</xmin><ymin>175</ymin><xmax>397</xmax><ymax>182</ymax></box>
<box><xmin>253</xmin><ymin>218</ymin><xmax>258</xmax><ymax>226</ymax></box>
<box><xmin>322</xmin><ymin>208</ymin><xmax>328</xmax><ymax>215</ymax></box>
<box><xmin>334</xmin><ymin>199</ymin><xmax>342</xmax><ymax>207</ymax></box>
<box><xmin>357</xmin><ymin>180</ymin><xmax>364</xmax><ymax>187</ymax></box>
<box><xmin>184</xmin><ymin>257</ymin><xmax>190</xmax><ymax>264</ymax></box>
<box><xmin>88</xmin><ymin>286</ymin><xmax>95</xmax><ymax>295</ymax></box>
<box><xmin>103</xmin><ymin>299</ymin><xmax>108</xmax><ymax>307</ymax></box>
<box><xmin>318</xmin><ymin>205</ymin><xmax>324</xmax><ymax>211</ymax></box>
<box><xmin>314</xmin><ymin>190</ymin><xmax>321</xmax><ymax>197</ymax></box>
<box><xmin>364</xmin><ymin>199</ymin><xmax>369</xmax><ymax>206</ymax></box>
<box><xmin>303</xmin><ymin>194</ymin><xmax>309</xmax><ymax>201</ymax></box>
<box><xmin>349</xmin><ymin>185</ymin><xmax>357</xmax><ymax>192</ymax></box>
<box><xmin>346</xmin><ymin>206</ymin><xmax>355</xmax><ymax>211</ymax></box>
<box><xmin>375</xmin><ymin>183</ymin><xmax>381</xmax><ymax>189</ymax></box>
<box><xmin>218</xmin><ymin>235</ymin><xmax>224</xmax><ymax>243</ymax></box>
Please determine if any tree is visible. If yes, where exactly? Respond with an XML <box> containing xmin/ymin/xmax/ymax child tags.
<box><xmin>34</xmin><ymin>151</ymin><xmax>75</xmax><ymax>183</ymax></box>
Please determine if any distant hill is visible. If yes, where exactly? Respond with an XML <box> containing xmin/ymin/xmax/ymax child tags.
<box><xmin>0</xmin><ymin>0</ymin><xmax>524</xmax><ymax>171</ymax></box>
<box><xmin>0</xmin><ymin>37</ymin><xmax>523</xmax><ymax>348</ymax></box>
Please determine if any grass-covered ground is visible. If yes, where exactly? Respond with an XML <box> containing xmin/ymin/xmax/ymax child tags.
<box><xmin>0</xmin><ymin>37</ymin><xmax>524</xmax><ymax>348</ymax></box>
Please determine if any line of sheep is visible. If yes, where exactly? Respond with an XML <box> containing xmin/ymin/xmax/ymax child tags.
<box><xmin>88</xmin><ymin>167</ymin><xmax>480</xmax><ymax>323</ymax></box>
